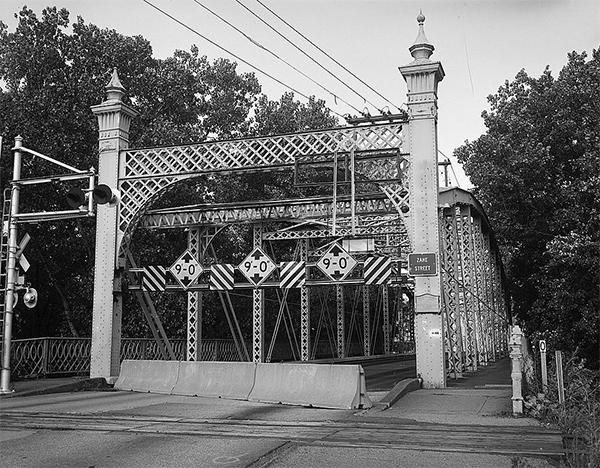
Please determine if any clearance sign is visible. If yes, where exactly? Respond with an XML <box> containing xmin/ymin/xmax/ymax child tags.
<box><xmin>408</xmin><ymin>253</ymin><xmax>438</xmax><ymax>276</ymax></box>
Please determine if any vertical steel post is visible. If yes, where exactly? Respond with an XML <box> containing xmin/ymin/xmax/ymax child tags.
<box><xmin>90</xmin><ymin>70</ymin><xmax>137</xmax><ymax>383</ymax></box>
<box><xmin>383</xmin><ymin>285</ymin><xmax>390</xmax><ymax>354</ymax></box>
<box><xmin>362</xmin><ymin>285</ymin><xmax>371</xmax><ymax>356</ymax></box>
<box><xmin>0</xmin><ymin>136</ymin><xmax>22</xmax><ymax>394</ymax></box>
<box><xmin>399</xmin><ymin>13</ymin><xmax>446</xmax><ymax>387</ymax></box>
<box><xmin>300</xmin><ymin>238</ymin><xmax>310</xmax><ymax>361</ymax></box>
<box><xmin>252</xmin><ymin>224</ymin><xmax>264</xmax><ymax>363</ymax></box>
<box><xmin>336</xmin><ymin>284</ymin><xmax>345</xmax><ymax>358</ymax></box>
<box><xmin>187</xmin><ymin>228</ymin><xmax>202</xmax><ymax>361</ymax></box>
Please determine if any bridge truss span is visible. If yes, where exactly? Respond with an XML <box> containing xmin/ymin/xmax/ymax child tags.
<box><xmin>117</xmin><ymin>122</ymin><xmax>408</xmax><ymax>255</ymax></box>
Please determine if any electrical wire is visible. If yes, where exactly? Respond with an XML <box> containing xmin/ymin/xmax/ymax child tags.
<box><xmin>235</xmin><ymin>0</ymin><xmax>381</xmax><ymax>116</ymax></box>
<box><xmin>251</xmin><ymin>0</ymin><xmax>403</xmax><ymax>114</ymax></box>
<box><xmin>140</xmin><ymin>0</ymin><xmax>347</xmax><ymax>120</ymax></box>
<box><xmin>191</xmin><ymin>0</ymin><xmax>364</xmax><ymax>115</ymax></box>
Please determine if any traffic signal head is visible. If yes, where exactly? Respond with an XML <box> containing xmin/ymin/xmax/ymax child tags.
<box><xmin>93</xmin><ymin>184</ymin><xmax>120</xmax><ymax>207</ymax></box>
<box><xmin>66</xmin><ymin>187</ymin><xmax>88</xmax><ymax>209</ymax></box>
<box><xmin>23</xmin><ymin>287</ymin><xmax>38</xmax><ymax>308</ymax></box>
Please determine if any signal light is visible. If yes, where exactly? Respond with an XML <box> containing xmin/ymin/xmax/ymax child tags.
<box><xmin>23</xmin><ymin>287</ymin><xmax>38</xmax><ymax>308</ymax></box>
<box><xmin>66</xmin><ymin>187</ymin><xmax>88</xmax><ymax>209</ymax></box>
<box><xmin>93</xmin><ymin>184</ymin><xmax>120</xmax><ymax>207</ymax></box>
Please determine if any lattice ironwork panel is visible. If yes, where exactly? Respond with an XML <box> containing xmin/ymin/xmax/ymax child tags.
<box><xmin>186</xmin><ymin>228</ymin><xmax>201</xmax><ymax>361</ymax></box>
<box><xmin>458</xmin><ymin>206</ymin><xmax>477</xmax><ymax>371</ymax></box>
<box><xmin>482</xmin><ymin>232</ymin><xmax>495</xmax><ymax>361</ymax></box>
<box><xmin>300</xmin><ymin>239</ymin><xmax>310</xmax><ymax>361</ymax></box>
<box><xmin>382</xmin><ymin>285</ymin><xmax>391</xmax><ymax>355</ymax></box>
<box><xmin>440</xmin><ymin>206</ymin><xmax>464</xmax><ymax>377</ymax></box>
<box><xmin>117</xmin><ymin>123</ymin><xmax>406</xmax><ymax>255</ymax></box>
<box><xmin>363</xmin><ymin>285</ymin><xmax>371</xmax><ymax>356</ymax></box>
<box><xmin>334</xmin><ymin>285</ymin><xmax>344</xmax><ymax>359</ymax></box>
<box><xmin>471</xmin><ymin>216</ymin><xmax>488</xmax><ymax>366</ymax></box>
<box><xmin>141</xmin><ymin>194</ymin><xmax>401</xmax><ymax>228</ymax></box>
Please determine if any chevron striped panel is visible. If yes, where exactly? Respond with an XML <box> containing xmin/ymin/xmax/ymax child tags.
<box><xmin>142</xmin><ymin>266</ymin><xmax>166</xmax><ymax>292</ymax></box>
<box><xmin>279</xmin><ymin>261</ymin><xmax>306</xmax><ymax>289</ymax></box>
<box><xmin>209</xmin><ymin>264</ymin><xmax>234</xmax><ymax>290</ymax></box>
<box><xmin>364</xmin><ymin>256</ymin><xmax>392</xmax><ymax>285</ymax></box>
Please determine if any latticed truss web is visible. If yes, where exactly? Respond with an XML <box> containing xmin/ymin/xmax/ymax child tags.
<box><xmin>117</xmin><ymin>122</ymin><xmax>406</xmax><ymax>254</ymax></box>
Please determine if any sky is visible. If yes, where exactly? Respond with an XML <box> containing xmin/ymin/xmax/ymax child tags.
<box><xmin>2</xmin><ymin>0</ymin><xmax>599</xmax><ymax>188</ymax></box>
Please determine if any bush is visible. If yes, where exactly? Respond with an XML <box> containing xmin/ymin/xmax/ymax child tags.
<box><xmin>524</xmin><ymin>353</ymin><xmax>600</xmax><ymax>468</ymax></box>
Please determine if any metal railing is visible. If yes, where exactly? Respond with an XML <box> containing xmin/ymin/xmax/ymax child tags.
<box><xmin>10</xmin><ymin>337</ymin><xmax>245</xmax><ymax>378</ymax></box>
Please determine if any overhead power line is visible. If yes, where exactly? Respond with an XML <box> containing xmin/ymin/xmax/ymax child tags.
<box><xmin>141</xmin><ymin>0</ymin><xmax>347</xmax><ymax>120</ymax></box>
<box><xmin>252</xmin><ymin>0</ymin><xmax>403</xmax><ymax>114</ymax></box>
<box><xmin>191</xmin><ymin>0</ymin><xmax>364</xmax><ymax>115</ymax></box>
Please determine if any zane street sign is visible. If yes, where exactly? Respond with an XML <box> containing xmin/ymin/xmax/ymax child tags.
<box><xmin>408</xmin><ymin>252</ymin><xmax>437</xmax><ymax>276</ymax></box>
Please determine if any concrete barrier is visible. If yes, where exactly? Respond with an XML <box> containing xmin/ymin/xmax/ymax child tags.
<box><xmin>115</xmin><ymin>360</ymin><xmax>179</xmax><ymax>394</ymax></box>
<box><xmin>249</xmin><ymin>362</ymin><xmax>372</xmax><ymax>409</ymax></box>
<box><xmin>172</xmin><ymin>361</ymin><xmax>256</xmax><ymax>400</ymax></box>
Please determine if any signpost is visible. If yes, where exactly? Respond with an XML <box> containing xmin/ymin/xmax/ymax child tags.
<box><xmin>539</xmin><ymin>339</ymin><xmax>548</xmax><ymax>394</ymax></box>
<box><xmin>316</xmin><ymin>244</ymin><xmax>357</xmax><ymax>281</ymax></box>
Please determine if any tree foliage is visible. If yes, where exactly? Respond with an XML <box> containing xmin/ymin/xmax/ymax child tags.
<box><xmin>455</xmin><ymin>48</ymin><xmax>600</xmax><ymax>368</ymax></box>
<box><xmin>0</xmin><ymin>6</ymin><xmax>336</xmax><ymax>340</ymax></box>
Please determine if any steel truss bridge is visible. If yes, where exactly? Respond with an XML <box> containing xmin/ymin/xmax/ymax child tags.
<box><xmin>1</xmin><ymin>17</ymin><xmax>510</xmax><ymax>389</ymax></box>
<box><xmin>114</xmin><ymin>119</ymin><xmax>508</xmax><ymax>380</ymax></box>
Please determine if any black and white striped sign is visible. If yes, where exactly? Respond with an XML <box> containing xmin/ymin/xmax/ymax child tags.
<box><xmin>142</xmin><ymin>265</ymin><xmax>167</xmax><ymax>292</ymax></box>
<box><xmin>364</xmin><ymin>256</ymin><xmax>392</xmax><ymax>285</ymax></box>
<box><xmin>279</xmin><ymin>261</ymin><xmax>306</xmax><ymax>289</ymax></box>
<box><xmin>209</xmin><ymin>264</ymin><xmax>234</xmax><ymax>290</ymax></box>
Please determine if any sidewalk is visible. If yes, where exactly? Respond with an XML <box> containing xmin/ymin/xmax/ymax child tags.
<box><xmin>0</xmin><ymin>375</ymin><xmax>110</xmax><ymax>398</ymax></box>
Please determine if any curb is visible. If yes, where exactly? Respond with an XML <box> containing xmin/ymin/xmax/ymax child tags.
<box><xmin>373</xmin><ymin>378</ymin><xmax>421</xmax><ymax>411</ymax></box>
<box><xmin>0</xmin><ymin>377</ymin><xmax>112</xmax><ymax>399</ymax></box>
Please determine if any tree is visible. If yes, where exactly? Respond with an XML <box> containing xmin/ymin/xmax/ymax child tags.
<box><xmin>1</xmin><ymin>6</ymin><xmax>337</xmax><ymax>343</ymax></box>
<box><xmin>455</xmin><ymin>48</ymin><xmax>600</xmax><ymax>368</ymax></box>
<box><xmin>0</xmin><ymin>7</ymin><xmax>260</xmax><ymax>338</ymax></box>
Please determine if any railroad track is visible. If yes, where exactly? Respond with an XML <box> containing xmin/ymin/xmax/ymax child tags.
<box><xmin>1</xmin><ymin>410</ymin><xmax>564</xmax><ymax>458</ymax></box>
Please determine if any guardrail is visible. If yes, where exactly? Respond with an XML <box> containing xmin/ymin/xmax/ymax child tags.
<box><xmin>10</xmin><ymin>337</ymin><xmax>244</xmax><ymax>378</ymax></box>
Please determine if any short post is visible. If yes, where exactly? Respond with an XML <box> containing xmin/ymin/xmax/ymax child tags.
<box><xmin>539</xmin><ymin>339</ymin><xmax>548</xmax><ymax>394</ymax></box>
<box><xmin>555</xmin><ymin>350</ymin><xmax>565</xmax><ymax>405</ymax></box>
<box><xmin>509</xmin><ymin>325</ymin><xmax>524</xmax><ymax>415</ymax></box>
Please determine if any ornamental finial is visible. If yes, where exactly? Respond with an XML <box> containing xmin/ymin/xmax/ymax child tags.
<box><xmin>409</xmin><ymin>10</ymin><xmax>434</xmax><ymax>62</ymax></box>
<box><xmin>105</xmin><ymin>68</ymin><xmax>126</xmax><ymax>102</ymax></box>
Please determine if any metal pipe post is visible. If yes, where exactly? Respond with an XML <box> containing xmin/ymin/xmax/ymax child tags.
<box><xmin>0</xmin><ymin>136</ymin><xmax>22</xmax><ymax>394</ymax></box>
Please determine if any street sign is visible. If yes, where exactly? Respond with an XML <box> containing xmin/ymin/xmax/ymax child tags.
<box><xmin>238</xmin><ymin>247</ymin><xmax>276</xmax><ymax>287</ymax></box>
<box><xmin>169</xmin><ymin>250</ymin><xmax>203</xmax><ymax>289</ymax></box>
<box><xmin>316</xmin><ymin>244</ymin><xmax>357</xmax><ymax>281</ymax></box>
<box><xmin>539</xmin><ymin>340</ymin><xmax>546</xmax><ymax>353</ymax></box>
<box><xmin>407</xmin><ymin>252</ymin><xmax>438</xmax><ymax>276</ymax></box>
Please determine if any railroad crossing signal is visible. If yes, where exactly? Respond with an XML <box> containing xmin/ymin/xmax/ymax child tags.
<box><xmin>238</xmin><ymin>247</ymin><xmax>276</xmax><ymax>287</ymax></box>
<box><xmin>316</xmin><ymin>243</ymin><xmax>357</xmax><ymax>281</ymax></box>
<box><xmin>169</xmin><ymin>250</ymin><xmax>203</xmax><ymax>289</ymax></box>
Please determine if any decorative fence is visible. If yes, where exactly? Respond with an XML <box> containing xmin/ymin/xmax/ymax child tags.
<box><xmin>10</xmin><ymin>337</ymin><xmax>244</xmax><ymax>379</ymax></box>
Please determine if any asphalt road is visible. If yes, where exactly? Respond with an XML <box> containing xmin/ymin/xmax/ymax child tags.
<box><xmin>0</xmin><ymin>356</ymin><xmax>562</xmax><ymax>468</ymax></box>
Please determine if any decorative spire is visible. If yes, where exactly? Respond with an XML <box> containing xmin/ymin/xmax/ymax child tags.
<box><xmin>105</xmin><ymin>68</ymin><xmax>126</xmax><ymax>102</ymax></box>
<box><xmin>409</xmin><ymin>10</ymin><xmax>435</xmax><ymax>62</ymax></box>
